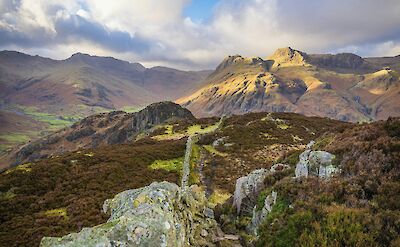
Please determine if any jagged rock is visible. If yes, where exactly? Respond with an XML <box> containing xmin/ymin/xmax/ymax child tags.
<box><xmin>40</xmin><ymin>182</ymin><xmax>217</xmax><ymax>247</ymax></box>
<box><xmin>249</xmin><ymin>191</ymin><xmax>277</xmax><ymax>235</ymax></box>
<box><xmin>295</xmin><ymin>141</ymin><xmax>337</xmax><ymax>179</ymax></box>
<box><xmin>269</xmin><ymin>163</ymin><xmax>290</xmax><ymax>173</ymax></box>
<box><xmin>307</xmin><ymin>53</ymin><xmax>366</xmax><ymax>69</ymax></box>
<box><xmin>233</xmin><ymin>164</ymin><xmax>290</xmax><ymax>215</ymax></box>
<box><xmin>212</xmin><ymin>137</ymin><xmax>234</xmax><ymax>149</ymax></box>
<box><xmin>65</xmin><ymin>126</ymin><xmax>95</xmax><ymax>142</ymax></box>
<box><xmin>212</xmin><ymin>137</ymin><xmax>227</xmax><ymax>147</ymax></box>
<box><xmin>268</xmin><ymin>47</ymin><xmax>308</xmax><ymax>68</ymax></box>
<box><xmin>233</xmin><ymin>169</ymin><xmax>270</xmax><ymax>214</ymax></box>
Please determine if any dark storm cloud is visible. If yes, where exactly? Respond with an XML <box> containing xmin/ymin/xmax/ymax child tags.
<box><xmin>0</xmin><ymin>17</ymin><xmax>151</xmax><ymax>54</ymax></box>
<box><xmin>54</xmin><ymin>15</ymin><xmax>151</xmax><ymax>53</ymax></box>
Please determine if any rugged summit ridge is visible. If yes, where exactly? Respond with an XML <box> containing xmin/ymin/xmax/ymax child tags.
<box><xmin>179</xmin><ymin>47</ymin><xmax>400</xmax><ymax>121</ymax></box>
<box><xmin>268</xmin><ymin>47</ymin><xmax>308</xmax><ymax>68</ymax></box>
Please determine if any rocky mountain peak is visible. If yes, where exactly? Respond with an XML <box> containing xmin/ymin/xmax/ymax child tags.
<box><xmin>67</xmin><ymin>52</ymin><xmax>94</xmax><ymax>62</ymax></box>
<box><xmin>215</xmin><ymin>55</ymin><xmax>267</xmax><ymax>71</ymax></box>
<box><xmin>215</xmin><ymin>55</ymin><xmax>244</xmax><ymax>71</ymax></box>
<box><xmin>268</xmin><ymin>47</ymin><xmax>308</xmax><ymax>68</ymax></box>
<box><xmin>307</xmin><ymin>52</ymin><xmax>366</xmax><ymax>69</ymax></box>
<box><xmin>134</xmin><ymin>101</ymin><xmax>195</xmax><ymax>129</ymax></box>
<box><xmin>66</xmin><ymin>52</ymin><xmax>146</xmax><ymax>70</ymax></box>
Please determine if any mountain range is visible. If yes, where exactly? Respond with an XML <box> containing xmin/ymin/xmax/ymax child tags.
<box><xmin>0</xmin><ymin>51</ymin><xmax>210</xmax><ymax>153</ymax></box>
<box><xmin>1</xmin><ymin>48</ymin><xmax>400</xmax><ymax>155</ymax></box>
<box><xmin>0</xmin><ymin>51</ymin><xmax>210</xmax><ymax>113</ymax></box>
<box><xmin>179</xmin><ymin>47</ymin><xmax>400</xmax><ymax>122</ymax></box>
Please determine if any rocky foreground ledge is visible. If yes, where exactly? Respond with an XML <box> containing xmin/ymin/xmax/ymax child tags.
<box><xmin>41</xmin><ymin>182</ymin><xmax>220</xmax><ymax>246</ymax></box>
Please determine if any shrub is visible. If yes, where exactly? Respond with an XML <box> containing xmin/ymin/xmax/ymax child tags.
<box><xmin>384</xmin><ymin>117</ymin><xmax>400</xmax><ymax>137</ymax></box>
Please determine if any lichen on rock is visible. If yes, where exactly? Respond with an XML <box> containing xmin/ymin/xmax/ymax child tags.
<box><xmin>233</xmin><ymin>168</ymin><xmax>270</xmax><ymax>215</ymax></box>
<box><xmin>249</xmin><ymin>191</ymin><xmax>277</xmax><ymax>235</ymax></box>
<box><xmin>233</xmin><ymin>163</ymin><xmax>290</xmax><ymax>215</ymax></box>
<box><xmin>40</xmin><ymin>182</ymin><xmax>217</xmax><ymax>247</ymax></box>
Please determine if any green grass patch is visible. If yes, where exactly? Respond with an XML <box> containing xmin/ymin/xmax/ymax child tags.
<box><xmin>164</xmin><ymin>125</ymin><xmax>174</xmax><ymax>135</ymax></box>
<box><xmin>0</xmin><ymin>189</ymin><xmax>16</xmax><ymax>200</ymax></box>
<box><xmin>187</xmin><ymin>123</ymin><xmax>219</xmax><ymax>135</ymax></box>
<box><xmin>5</xmin><ymin>163</ymin><xmax>32</xmax><ymax>174</ymax></box>
<box><xmin>313</xmin><ymin>134</ymin><xmax>335</xmax><ymax>150</ymax></box>
<box><xmin>151</xmin><ymin>124</ymin><xmax>185</xmax><ymax>140</ymax></box>
<box><xmin>291</xmin><ymin>135</ymin><xmax>303</xmax><ymax>142</ymax></box>
<box><xmin>262</xmin><ymin>133</ymin><xmax>278</xmax><ymax>140</ymax></box>
<box><xmin>149</xmin><ymin>157</ymin><xmax>184</xmax><ymax>172</ymax></box>
<box><xmin>277</xmin><ymin>123</ymin><xmax>291</xmax><ymax>130</ymax></box>
<box><xmin>97</xmin><ymin>220</ymin><xmax>119</xmax><ymax>230</ymax></box>
<box><xmin>0</xmin><ymin>144</ymin><xmax>11</xmax><ymax>154</ymax></box>
<box><xmin>208</xmin><ymin>189</ymin><xmax>232</xmax><ymax>208</ymax></box>
<box><xmin>0</xmin><ymin>133</ymin><xmax>30</xmax><ymax>143</ymax></box>
<box><xmin>120</xmin><ymin>105</ymin><xmax>144</xmax><ymax>113</ymax></box>
<box><xmin>16</xmin><ymin>105</ymin><xmax>80</xmax><ymax>130</ymax></box>
<box><xmin>43</xmin><ymin>208</ymin><xmax>68</xmax><ymax>220</ymax></box>
<box><xmin>152</xmin><ymin>121</ymin><xmax>221</xmax><ymax>141</ymax></box>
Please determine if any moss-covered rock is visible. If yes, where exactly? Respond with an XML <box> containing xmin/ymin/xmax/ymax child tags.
<box><xmin>40</xmin><ymin>182</ymin><xmax>217</xmax><ymax>247</ymax></box>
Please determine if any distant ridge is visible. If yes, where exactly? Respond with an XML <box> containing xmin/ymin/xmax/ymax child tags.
<box><xmin>178</xmin><ymin>47</ymin><xmax>400</xmax><ymax>121</ymax></box>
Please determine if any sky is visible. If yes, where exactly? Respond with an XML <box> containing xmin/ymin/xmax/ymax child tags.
<box><xmin>0</xmin><ymin>0</ymin><xmax>400</xmax><ymax>70</ymax></box>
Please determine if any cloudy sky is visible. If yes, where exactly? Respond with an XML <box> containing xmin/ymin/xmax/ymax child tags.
<box><xmin>1</xmin><ymin>0</ymin><xmax>400</xmax><ymax>70</ymax></box>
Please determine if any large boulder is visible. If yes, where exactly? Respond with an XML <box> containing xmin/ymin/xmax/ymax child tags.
<box><xmin>40</xmin><ymin>182</ymin><xmax>216</xmax><ymax>247</ymax></box>
<box><xmin>295</xmin><ymin>141</ymin><xmax>337</xmax><ymax>179</ymax></box>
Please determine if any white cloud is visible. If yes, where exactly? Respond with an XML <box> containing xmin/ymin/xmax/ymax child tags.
<box><xmin>0</xmin><ymin>0</ymin><xmax>399</xmax><ymax>70</ymax></box>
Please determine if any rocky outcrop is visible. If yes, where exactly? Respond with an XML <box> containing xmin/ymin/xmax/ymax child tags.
<box><xmin>133</xmin><ymin>102</ymin><xmax>194</xmax><ymax>131</ymax></box>
<box><xmin>41</xmin><ymin>182</ymin><xmax>217</xmax><ymax>247</ymax></box>
<box><xmin>268</xmin><ymin>47</ymin><xmax>308</xmax><ymax>68</ymax></box>
<box><xmin>213</xmin><ymin>55</ymin><xmax>270</xmax><ymax>73</ymax></box>
<box><xmin>9</xmin><ymin>102</ymin><xmax>194</xmax><ymax>167</ymax></box>
<box><xmin>233</xmin><ymin>169</ymin><xmax>269</xmax><ymax>215</ymax></box>
<box><xmin>295</xmin><ymin>141</ymin><xmax>337</xmax><ymax>179</ymax></box>
<box><xmin>233</xmin><ymin>163</ymin><xmax>289</xmax><ymax>215</ymax></box>
<box><xmin>307</xmin><ymin>53</ymin><xmax>368</xmax><ymax>70</ymax></box>
<box><xmin>249</xmin><ymin>191</ymin><xmax>277</xmax><ymax>235</ymax></box>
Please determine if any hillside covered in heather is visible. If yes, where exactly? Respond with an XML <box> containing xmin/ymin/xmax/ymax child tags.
<box><xmin>0</xmin><ymin>101</ymin><xmax>398</xmax><ymax>246</ymax></box>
